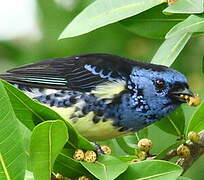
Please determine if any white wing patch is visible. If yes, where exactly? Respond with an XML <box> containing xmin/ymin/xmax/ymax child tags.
<box><xmin>91</xmin><ymin>80</ymin><xmax>126</xmax><ymax>100</ymax></box>
<box><xmin>13</xmin><ymin>83</ymin><xmax>59</xmax><ymax>98</ymax></box>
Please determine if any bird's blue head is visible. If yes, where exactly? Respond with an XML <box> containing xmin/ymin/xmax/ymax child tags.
<box><xmin>126</xmin><ymin>64</ymin><xmax>196</xmax><ymax>124</ymax></box>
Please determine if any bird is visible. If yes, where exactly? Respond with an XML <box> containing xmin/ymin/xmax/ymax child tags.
<box><xmin>0</xmin><ymin>53</ymin><xmax>200</xmax><ymax>141</ymax></box>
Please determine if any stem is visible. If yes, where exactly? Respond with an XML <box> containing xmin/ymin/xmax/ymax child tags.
<box><xmin>163</xmin><ymin>130</ymin><xmax>204</xmax><ymax>174</ymax></box>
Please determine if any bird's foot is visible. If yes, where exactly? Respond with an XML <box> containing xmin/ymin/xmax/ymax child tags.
<box><xmin>90</xmin><ymin>142</ymin><xmax>105</xmax><ymax>155</ymax></box>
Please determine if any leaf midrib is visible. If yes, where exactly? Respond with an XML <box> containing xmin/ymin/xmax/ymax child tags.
<box><xmin>133</xmin><ymin>169</ymin><xmax>181</xmax><ymax>180</ymax></box>
<box><xmin>95</xmin><ymin>161</ymin><xmax>108</xmax><ymax>180</ymax></box>
<box><xmin>48</xmin><ymin>123</ymin><xmax>53</xmax><ymax>178</ymax></box>
<box><xmin>0</xmin><ymin>153</ymin><xmax>11</xmax><ymax>180</ymax></box>
<box><xmin>177</xmin><ymin>20</ymin><xmax>204</xmax><ymax>32</ymax></box>
<box><xmin>89</xmin><ymin>0</ymin><xmax>165</xmax><ymax>22</ymax></box>
<box><xmin>160</xmin><ymin>33</ymin><xmax>191</xmax><ymax>65</ymax></box>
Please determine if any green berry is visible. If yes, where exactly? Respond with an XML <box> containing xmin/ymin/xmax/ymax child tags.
<box><xmin>78</xmin><ymin>175</ymin><xmax>91</xmax><ymax>180</ymax></box>
<box><xmin>84</xmin><ymin>150</ymin><xmax>97</xmax><ymax>162</ymax></box>
<box><xmin>177</xmin><ymin>144</ymin><xmax>190</xmax><ymax>158</ymax></box>
<box><xmin>73</xmin><ymin>149</ymin><xmax>84</xmax><ymax>161</ymax></box>
<box><xmin>101</xmin><ymin>145</ymin><xmax>111</xmax><ymax>155</ymax></box>
<box><xmin>131</xmin><ymin>158</ymin><xmax>141</xmax><ymax>163</ymax></box>
<box><xmin>137</xmin><ymin>151</ymin><xmax>147</xmax><ymax>160</ymax></box>
<box><xmin>188</xmin><ymin>131</ymin><xmax>200</xmax><ymax>143</ymax></box>
<box><xmin>138</xmin><ymin>138</ymin><xmax>153</xmax><ymax>152</ymax></box>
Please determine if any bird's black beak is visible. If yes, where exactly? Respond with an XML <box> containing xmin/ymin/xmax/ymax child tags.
<box><xmin>170</xmin><ymin>88</ymin><xmax>201</xmax><ymax>106</ymax></box>
<box><xmin>170</xmin><ymin>88</ymin><xmax>194</xmax><ymax>103</ymax></box>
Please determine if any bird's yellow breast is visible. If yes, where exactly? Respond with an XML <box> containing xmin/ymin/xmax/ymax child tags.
<box><xmin>50</xmin><ymin>106</ymin><xmax>130</xmax><ymax>141</ymax></box>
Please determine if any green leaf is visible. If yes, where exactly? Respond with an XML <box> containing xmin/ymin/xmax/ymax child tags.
<box><xmin>20</xmin><ymin>125</ymin><xmax>32</xmax><ymax>170</ymax></box>
<box><xmin>98</xmin><ymin>139</ymin><xmax>127</xmax><ymax>156</ymax></box>
<box><xmin>116</xmin><ymin>128</ymin><xmax>148</xmax><ymax>155</ymax></box>
<box><xmin>117</xmin><ymin>156</ymin><xmax>138</xmax><ymax>162</ymax></box>
<box><xmin>155</xmin><ymin>107</ymin><xmax>185</xmax><ymax>137</ymax></box>
<box><xmin>3</xmin><ymin>80</ymin><xmax>60</xmax><ymax>130</ymax></box>
<box><xmin>202</xmin><ymin>56</ymin><xmax>204</xmax><ymax>74</ymax></box>
<box><xmin>156</xmin><ymin>142</ymin><xmax>180</xmax><ymax>159</ymax></box>
<box><xmin>81</xmin><ymin>155</ymin><xmax>128</xmax><ymax>180</ymax></box>
<box><xmin>24</xmin><ymin>171</ymin><xmax>34</xmax><ymax>180</ymax></box>
<box><xmin>116</xmin><ymin>160</ymin><xmax>183</xmax><ymax>180</ymax></box>
<box><xmin>177</xmin><ymin>176</ymin><xmax>192</xmax><ymax>180</ymax></box>
<box><xmin>116</xmin><ymin>136</ymin><xmax>137</xmax><ymax>155</ymax></box>
<box><xmin>2</xmin><ymin>80</ymin><xmax>94</xmax><ymax>150</ymax></box>
<box><xmin>187</xmin><ymin>102</ymin><xmax>204</xmax><ymax>133</ymax></box>
<box><xmin>166</xmin><ymin>15</ymin><xmax>204</xmax><ymax>38</ymax></box>
<box><xmin>54</xmin><ymin>149</ymin><xmax>89</xmax><ymax>178</ymax></box>
<box><xmin>151</xmin><ymin>33</ymin><xmax>192</xmax><ymax>66</ymax></box>
<box><xmin>0</xmin><ymin>81</ymin><xmax>26</xmax><ymax>180</ymax></box>
<box><xmin>30</xmin><ymin>120</ymin><xmax>68</xmax><ymax>180</ymax></box>
<box><xmin>136</xmin><ymin>127</ymin><xmax>149</xmax><ymax>139</ymax></box>
<box><xmin>163</xmin><ymin>0</ymin><xmax>203</xmax><ymax>14</ymax></box>
<box><xmin>121</xmin><ymin>4</ymin><xmax>187</xmax><ymax>39</ymax></box>
<box><xmin>59</xmin><ymin>0</ymin><xmax>166</xmax><ymax>39</ymax></box>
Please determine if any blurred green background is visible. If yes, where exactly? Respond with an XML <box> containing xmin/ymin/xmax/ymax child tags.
<box><xmin>0</xmin><ymin>0</ymin><xmax>204</xmax><ymax>179</ymax></box>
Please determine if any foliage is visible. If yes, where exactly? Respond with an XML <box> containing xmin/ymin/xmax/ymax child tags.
<box><xmin>0</xmin><ymin>0</ymin><xmax>204</xmax><ymax>179</ymax></box>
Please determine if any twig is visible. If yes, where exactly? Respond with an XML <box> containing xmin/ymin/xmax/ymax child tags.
<box><xmin>163</xmin><ymin>149</ymin><xmax>177</xmax><ymax>161</ymax></box>
<box><xmin>162</xmin><ymin>130</ymin><xmax>204</xmax><ymax>174</ymax></box>
<box><xmin>177</xmin><ymin>130</ymin><xmax>204</xmax><ymax>174</ymax></box>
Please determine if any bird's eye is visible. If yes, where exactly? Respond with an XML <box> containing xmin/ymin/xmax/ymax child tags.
<box><xmin>155</xmin><ymin>79</ymin><xmax>165</xmax><ymax>91</ymax></box>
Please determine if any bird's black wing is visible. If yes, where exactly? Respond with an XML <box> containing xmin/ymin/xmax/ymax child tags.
<box><xmin>0</xmin><ymin>54</ymin><xmax>139</xmax><ymax>92</ymax></box>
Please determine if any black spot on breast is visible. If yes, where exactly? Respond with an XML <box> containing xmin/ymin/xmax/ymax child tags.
<box><xmin>102</xmin><ymin>118</ymin><xmax>107</xmax><ymax>122</ymax></box>
<box><xmin>45</xmin><ymin>95</ymin><xmax>51</xmax><ymax>100</ymax></box>
<box><xmin>63</xmin><ymin>100</ymin><xmax>69</xmax><ymax>106</ymax></box>
<box><xmin>60</xmin><ymin>90</ymin><xmax>66</xmax><ymax>94</ymax></box>
<box><xmin>137</xmin><ymin>88</ymin><xmax>143</xmax><ymax>96</ymax></box>
<box><xmin>131</xmin><ymin>101</ymin><xmax>143</xmax><ymax>109</ymax></box>
<box><xmin>24</xmin><ymin>86</ymin><xmax>32</xmax><ymax>92</ymax></box>
<box><xmin>70</xmin><ymin>96</ymin><xmax>77</xmax><ymax>104</ymax></box>
<box><xmin>147</xmin><ymin>114</ymin><xmax>157</xmax><ymax>119</ymax></box>
<box><xmin>95</xmin><ymin>110</ymin><xmax>103</xmax><ymax>117</ymax></box>
<box><xmin>95</xmin><ymin>66</ymin><xmax>101</xmax><ymax>73</ymax></box>
<box><xmin>112</xmin><ymin>121</ymin><xmax>120</xmax><ymax>127</ymax></box>
<box><xmin>57</xmin><ymin>101</ymin><xmax>64</xmax><ymax>107</ymax></box>
<box><xmin>39</xmin><ymin>88</ymin><xmax>44</xmax><ymax>92</ymax></box>
<box><xmin>70</xmin><ymin>114</ymin><xmax>77</xmax><ymax>119</ymax></box>
<box><xmin>54</xmin><ymin>93</ymin><xmax>63</xmax><ymax>97</ymax></box>
<box><xmin>77</xmin><ymin>114</ymin><xmax>84</xmax><ymax>118</ymax></box>
<box><xmin>142</xmin><ymin>108</ymin><xmax>148</xmax><ymax>113</ymax></box>
<box><xmin>119</xmin><ymin>126</ymin><xmax>129</xmax><ymax>132</ymax></box>
<box><xmin>50</xmin><ymin>100</ymin><xmax>55</xmax><ymax>107</ymax></box>
<box><xmin>93</xmin><ymin>116</ymin><xmax>100</xmax><ymax>123</ymax></box>
<box><xmin>111</xmin><ymin>71</ymin><xmax>119</xmax><ymax>79</ymax></box>
<box><xmin>102</xmin><ymin>69</ymin><xmax>111</xmax><ymax>76</ymax></box>
<box><xmin>75</xmin><ymin>107</ymin><xmax>80</xmax><ymax>111</ymax></box>
<box><xmin>82</xmin><ymin>108</ymin><xmax>88</xmax><ymax>115</ymax></box>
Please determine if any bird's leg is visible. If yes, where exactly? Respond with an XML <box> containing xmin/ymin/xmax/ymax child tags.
<box><xmin>90</xmin><ymin>142</ymin><xmax>105</xmax><ymax>155</ymax></box>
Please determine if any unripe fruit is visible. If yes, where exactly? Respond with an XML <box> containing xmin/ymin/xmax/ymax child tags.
<box><xmin>64</xmin><ymin>178</ymin><xmax>72</xmax><ymax>180</ymax></box>
<box><xmin>138</xmin><ymin>138</ymin><xmax>153</xmax><ymax>152</ymax></box>
<box><xmin>101</xmin><ymin>145</ymin><xmax>111</xmax><ymax>155</ymax></box>
<box><xmin>188</xmin><ymin>131</ymin><xmax>200</xmax><ymax>143</ymax></box>
<box><xmin>84</xmin><ymin>150</ymin><xmax>97</xmax><ymax>162</ymax></box>
<box><xmin>73</xmin><ymin>149</ymin><xmax>85</xmax><ymax>161</ymax></box>
<box><xmin>137</xmin><ymin>151</ymin><xmax>147</xmax><ymax>160</ymax></box>
<box><xmin>168</xmin><ymin>0</ymin><xmax>178</xmax><ymax>6</ymax></box>
<box><xmin>55</xmin><ymin>173</ymin><xmax>64</xmax><ymax>180</ymax></box>
<box><xmin>177</xmin><ymin>144</ymin><xmax>191</xmax><ymax>158</ymax></box>
<box><xmin>78</xmin><ymin>175</ymin><xmax>91</xmax><ymax>180</ymax></box>
<box><xmin>131</xmin><ymin>158</ymin><xmax>141</xmax><ymax>163</ymax></box>
<box><xmin>187</xmin><ymin>95</ymin><xmax>201</xmax><ymax>107</ymax></box>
